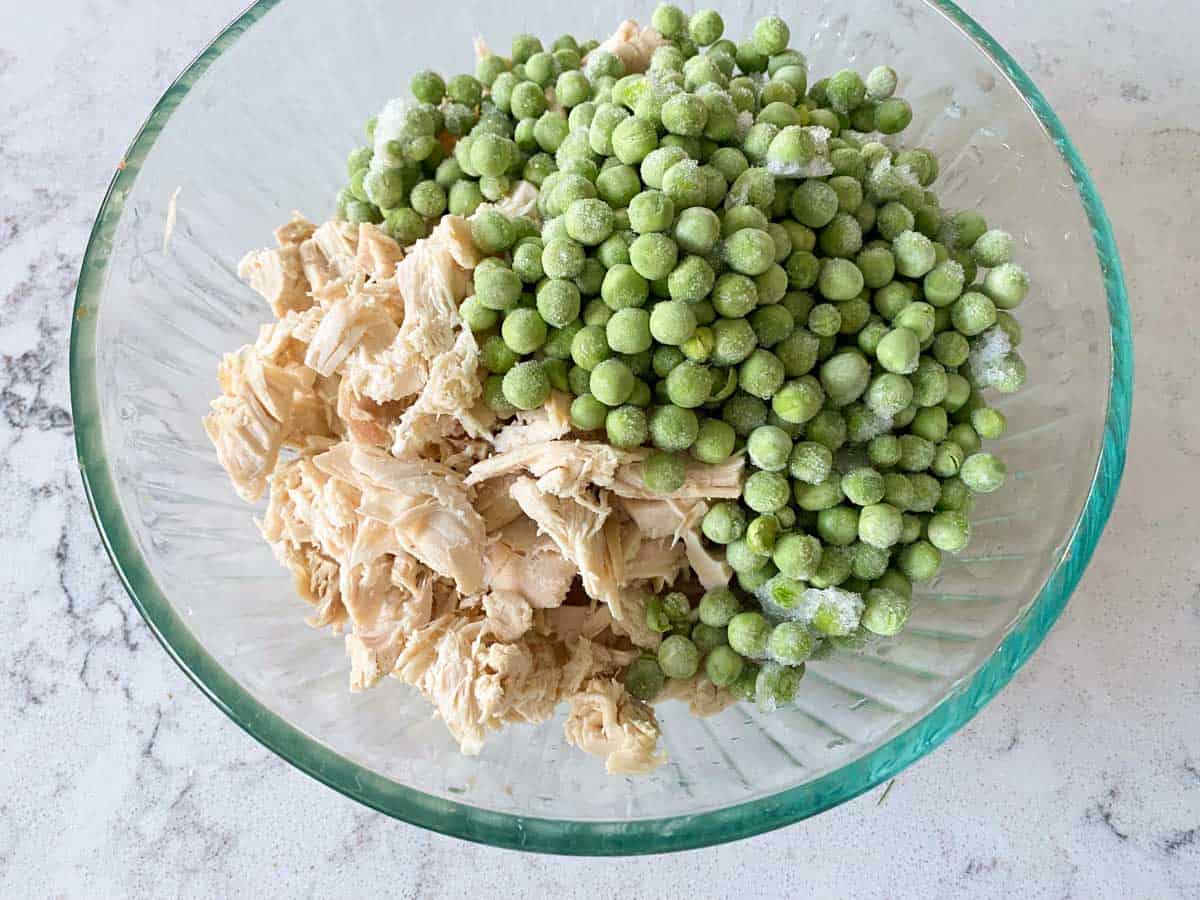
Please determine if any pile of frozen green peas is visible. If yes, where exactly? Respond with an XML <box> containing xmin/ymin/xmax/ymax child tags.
<box><xmin>338</xmin><ymin>6</ymin><xmax>1030</xmax><ymax>711</ymax></box>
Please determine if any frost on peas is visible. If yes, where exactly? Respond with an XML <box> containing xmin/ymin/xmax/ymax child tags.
<box><xmin>865</xmin><ymin>65</ymin><xmax>898</xmax><ymax>101</ymax></box>
<box><xmin>800</xmin><ymin>586</ymin><xmax>864</xmax><ymax>637</ymax></box>
<box><xmin>967</xmin><ymin>326</ymin><xmax>1025</xmax><ymax>393</ymax></box>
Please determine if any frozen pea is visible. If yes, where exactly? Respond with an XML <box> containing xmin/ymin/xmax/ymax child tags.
<box><xmin>722</xmin><ymin>391</ymin><xmax>769</xmax><ymax>436</ymax></box>
<box><xmin>932</xmin><ymin>331</ymin><xmax>971</xmax><ymax>369</ymax></box>
<box><xmin>865</xmin><ymin>65</ymin><xmax>898</xmax><ymax>101</ymax></box>
<box><xmin>858</xmin><ymin>502</ymin><xmax>903</xmax><ymax>549</ymax></box>
<box><xmin>960</xmin><ymin>452</ymin><xmax>1007</xmax><ymax>493</ymax></box>
<box><xmin>746</xmin><ymin>513</ymin><xmax>781</xmax><ymax>556</ymax></box>
<box><xmin>727</xmin><ymin>611</ymin><xmax>771</xmax><ymax>658</ymax></box>
<box><xmin>643</xmin><ymin>450</ymin><xmax>688</xmax><ymax>493</ymax></box>
<box><xmin>582</xmin><ymin>298</ymin><xmax>614</xmax><ymax>328</ymax></box>
<box><xmin>893</xmin><ymin>229</ymin><xmax>937</xmax><ymax>278</ymax></box>
<box><xmin>751</xmin><ymin>305</ymin><xmax>795</xmax><ymax>348</ymax></box>
<box><xmin>711</xmin><ymin>272</ymin><xmax>758</xmax><ymax>318</ymax></box>
<box><xmin>971</xmin><ymin>229</ymin><xmax>1013</xmax><ymax>267</ymax></box>
<box><xmin>876</xmin><ymin>327</ymin><xmax>921</xmax><ymax>374</ymax></box>
<box><xmin>752</xmin><ymin>14</ymin><xmax>790</xmax><ymax>55</ymax></box>
<box><xmin>773</xmin><ymin>532</ymin><xmax>822</xmax><ymax>580</ymax></box>
<box><xmin>666</xmin><ymin>360</ymin><xmax>713</xmax><ymax>409</ymax></box>
<box><xmin>775</xmin><ymin>328</ymin><xmax>820</xmax><ymax>377</ymax></box>
<box><xmin>874</xmin><ymin>97</ymin><xmax>912</xmax><ymax>134</ymax></box>
<box><xmin>658</xmin><ymin>634</ymin><xmax>701</xmax><ymax>678</ymax></box>
<box><xmin>807</xmin><ymin>304</ymin><xmax>841</xmax><ymax>339</ymax></box>
<box><xmin>861</xmin><ymin>587</ymin><xmax>909</xmax><ymax>636</ymax></box>
<box><xmin>606</xmin><ymin>404</ymin><xmax>648</xmax><ymax>448</ymax></box>
<box><xmin>501</xmin><ymin>308</ymin><xmax>548</xmax><ymax>354</ymax></box>
<box><xmin>909</xmin><ymin>472</ymin><xmax>942</xmax><ymax>511</ymax></box>
<box><xmin>931</xmin><ymin>440</ymin><xmax>965</xmax><ymax>478</ymax></box>
<box><xmin>689</xmin><ymin>8</ymin><xmax>725</xmax><ymax>45</ymax></box>
<box><xmin>786</xmin><ymin>250</ymin><xmax>821</xmax><ymax>291</ymax></box>
<box><xmin>827</xmin><ymin>69</ymin><xmax>867</xmax><ymax>113</ymax></box>
<box><xmin>947</xmin><ymin>422</ymin><xmax>982</xmax><ymax>456</ymax></box>
<box><xmin>722</xmin><ymin>205</ymin><xmax>770</xmax><ymax>237</ymax></box>
<box><xmin>755</xmin><ymin>265</ymin><xmax>790</xmax><ymax>306</ymax></box>
<box><xmin>542</xmin><ymin>238</ymin><xmax>586</xmax><ymax>279</ymax></box>
<box><xmin>692</xmin><ymin>417</ymin><xmax>737</xmax><ymax>463</ymax></box>
<box><xmin>628</xmin><ymin>190</ymin><xmax>676</xmax><ymax>234</ymax></box>
<box><xmin>502</xmin><ymin>360</ymin><xmax>551</xmax><ymax>410</ymax></box>
<box><xmin>705</xmin><ymin>645</ymin><xmax>745</xmax><ymax>687</ymax></box>
<box><xmin>911</xmin><ymin>357</ymin><xmax>949</xmax><ymax>407</ymax></box>
<box><xmin>897</xmin><ymin>433</ymin><xmax>936</xmax><ymax>473</ymax></box>
<box><xmin>648</xmin><ymin>404</ymin><xmax>699</xmax><ymax>452</ymax></box>
<box><xmin>563</xmin><ymin>198</ymin><xmax>615</xmax><ymax>246</ymax></box>
<box><xmin>674</xmin><ymin>207</ymin><xmax>721</xmax><ymax>254</ymax></box>
<box><xmin>787</xmin><ymin>441</ymin><xmax>835</xmax><ymax>489</ymax></box>
<box><xmin>663</xmin><ymin>255</ymin><xmax>711</xmax><ymax>303</ymax></box>
<box><xmin>898</xmin><ymin>539</ymin><xmax>941</xmax><ymax>581</ymax></box>
<box><xmin>865</xmin><ymin>372</ymin><xmax>913</xmax><ymax>418</ymax></box>
<box><xmin>924</xmin><ymin>259</ymin><xmax>966</xmax><ymax>307</ymax></box>
<box><xmin>849</xmin><ymin>541</ymin><xmax>889</xmax><ymax>582</ymax></box>
<box><xmin>682</xmin><ymin>325</ymin><xmax>716</xmax><ymax>363</ymax></box>
<box><xmin>629</xmin><ymin>232</ymin><xmax>679</xmax><ymax>281</ymax></box>
<box><xmin>725</xmin><ymin>228</ymin><xmax>777</xmax><ymax>277</ymax></box>
<box><xmin>625</xmin><ymin>657</ymin><xmax>665</xmax><ymax>701</ymax></box>
<box><xmin>702</xmin><ymin>501</ymin><xmax>747</xmax><ymax>544</ymax></box>
<box><xmin>728</xmin><ymin>167</ymin><xmax>776</xmax><ymax>213</ymax></box>
<box><xmin>460</xmin><ymin>295</ymin><xmax>499</xmax><ymax>333</ymax></box>
<box><xmin>817</xmin><ymin>258</ymin><xmax>864</xmax><ymax>301</ymax></box>
<box><xmin>971</xmin><ymin>407</ymin><xmax>1007</xmax><ymax>440</ymax></box>
<box><xmin>606</xmin><ymin>307</ymin><xmax>652</xmax><ymax>354</ymax></box>
<box><xmin>995</xmin><ymin>310</ymin><xmax>1022</xmax><ymax>346</ymax></box>
<box><xmin>768</xmin><ymin>621</ymin><xmax>814</xmax><ymax>666</ymax></box>
<box><xmin>744</xmin><ymin>470</ymin><xmax>791</xmax><ymax>513</ymax></box>
<box><xmin>569</xmin><ymin>393</ymin><xmax>608</xmax><ymax>430</ymax></box>
<box><xmin>648</xmin><ymin>300</ymin><xmax>698</xmax><ymax>347</ymax></box>
<box><xmin>535</xmin><ymin>279</ymin><xmax>581</xmax><ymax>328</ymax></box>
<box><xmin>483</xmin><ymin>373</ymin><xmax>517</xmax><ymax>418</ymax></box>
<box><xmin>589</xmin><ymin>358</ymin><xmax>635</xmax><ymax>406</ymax></box>
<box><xmin>481</xmin><ymin>334</ymin><xmax>520</xmax><ymax>374</ymax></box>
<box><xmin>819</xmin><ymin>351</ymin><xmax>871</xmax><ymax>406</ymax></box>
<box><xmin>983</xmin><ymin>262</ymin><xmax>1030</xmax><ymax>309</ymax></box>
<box><xmin>653</xmin><ymin>345</ymin><xmax>686</xmax><ymax>379</ymax></box>
<box><xmin>894</xmin><ymin>302</ymin><xmax>936</xmax><ymax>342</ymax></box>
<box><xmin>951</xmin><ymin>291</ymin><xmax>997</xmax><ymax>336</ymax></box>
<box><xmin>601</xmin><ymin>263</ymin><xmax>649</xmax><ymax>309</ymax></box>
<box><xmin>740</xmin><ymin>349</ymin><xmax>786</xmax><ymax>400</ymax></box>
<box><xmin>612</xmin><ymin>115</ymin><xmax>659</xmax><ymax>164</ymax></box>
<box><xmin>817</xmin><ymin>505</ymin><xmax>860</xmax><ymax>547</ymax></box>
<box><xmin>937</xmin><ymin>476</ymin><xmax>973</xmax><ymax>513</ymax></box>
<box><xmin>842</xmin><ymin>467</ymin><xmax>886</xmax><ymax>506</ymax></box>
<box><xmin>818</xmin><ymin>212</ymin><xmax>864</xmax><ymax>260</ymax></box>
<box><xmin>772</xmin><ymin>376</ymin><xmax>824</xmax><ymax>425</ymax></box>
<box><xmin>927</xmin><ymin>509</ymin><xmax>970</xmax><ymax>553</ymax></box>
<box><xmin>755</xmin><ymin>662</ymin><xmax>803</xmax><ymax>710</ymax></box>
<box><xmin>662</xmin><ymin>158</ymin><xmax>708</xmax><ymax>207</ymax></box>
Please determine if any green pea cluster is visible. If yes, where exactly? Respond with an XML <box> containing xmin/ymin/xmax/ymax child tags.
<box><xmin>344</xmin><ymin>6</ymin><xmax>1030</xmax><ymax>710</ymax></box>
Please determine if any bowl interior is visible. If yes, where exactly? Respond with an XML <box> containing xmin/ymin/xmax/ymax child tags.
<box><xmin>72</xmin><ymin>0</ymin><xmax>1128</xmax><ymax>851</ymax></box>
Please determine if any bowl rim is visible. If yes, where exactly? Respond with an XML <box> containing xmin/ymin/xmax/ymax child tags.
<box><xmin>69</xmin><ymin>0</ymin><xmax>1132</xmax><ymax>854</ymax></box>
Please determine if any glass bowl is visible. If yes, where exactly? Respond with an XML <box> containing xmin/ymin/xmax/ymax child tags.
<box><xmin>70</xmin><ymin>0</ymin><xmax>1131</xmax><ymax>853</ymax></box>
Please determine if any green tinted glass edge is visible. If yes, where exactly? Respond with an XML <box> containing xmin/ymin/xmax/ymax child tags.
<box><xmin>69</xmin><ymin>0</ymin><xmax>1132</xmax><ymax>854</ymax></box>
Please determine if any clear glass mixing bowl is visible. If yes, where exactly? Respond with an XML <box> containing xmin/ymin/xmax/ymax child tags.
<box><xmin>70</xmin><ymin>0</ymin><xmax>1131</xmax><ymax>853</ymax></box>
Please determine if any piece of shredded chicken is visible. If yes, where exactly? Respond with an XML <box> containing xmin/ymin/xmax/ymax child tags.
<box><xmin>207</xmin><ymin>202</ymin><xmax>737</xmax><ymax>774</ymax></box>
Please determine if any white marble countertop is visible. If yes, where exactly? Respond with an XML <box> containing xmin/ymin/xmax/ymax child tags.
<box><xmin>1</xmin><ymin>1</ymin><xmax>1196</xmax><ymax>896</ymax></box>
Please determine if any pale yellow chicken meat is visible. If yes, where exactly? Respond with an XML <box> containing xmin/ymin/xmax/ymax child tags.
<box><xmin>206</xmin><ymin>195</ymin><xmax>735</xmax><ymax>774</ymax></box>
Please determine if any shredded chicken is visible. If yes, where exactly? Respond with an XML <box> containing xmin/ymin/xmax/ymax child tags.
<box><xmin>588</xmin><ymin>20</ymin><xmax>667</xmax><ymax>75</ymax></box>
<box><xmin>564</xmin><ymin>677</ymin><xmax>665</xmax><ymax>774</ymax></box>
<box><xmin>208</xmin><ymin>206</ymin><xmax>749</xmax><ymax>774</ymax></box>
